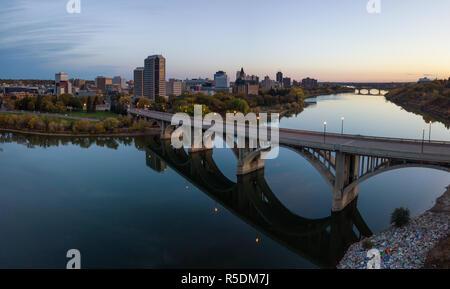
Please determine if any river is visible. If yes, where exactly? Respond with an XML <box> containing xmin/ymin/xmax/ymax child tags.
<box><xmin>0</xmin><ymin>93</ymin><xmax>448</xmax><ymax>268</ymax></box>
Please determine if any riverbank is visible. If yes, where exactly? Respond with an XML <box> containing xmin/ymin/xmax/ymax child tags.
<box><xmin>0</xmin><ymin>111</ymin><xmax>156</xmax><ymax>136</ymax></box>
<box><xmin>337</xmin><ymin>186</ymin><xmax>449</xmax><ymax>269</ymax></box>
<box><xmin>0</xmin><ymin>127</ymin><xmax>159</xmax><ymax>137</ymax></box>
<box><xmin>385</xmin><ymin>79</ymin><xmax>450</xmax><ymax>127</ymax></box>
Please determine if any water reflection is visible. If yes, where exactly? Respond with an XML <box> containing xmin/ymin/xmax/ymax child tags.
<box><xmin>141</xmin><ymin>134</ymin><xmax>372</xmax><ymax>268</ymax></box>
<box><xmin>0</xmin><ymin>132</ymin><xmax>373</xmax><ymax>268</ymax></box>
<box><xmin>2</xmin><ymin>132</ymin><xmax>448</xmax><ymax>268</ymax></box>
<box><xmin>280</xmin><ymin>93</ymin><xmax>450</xmax><ymax>140</ymax></box>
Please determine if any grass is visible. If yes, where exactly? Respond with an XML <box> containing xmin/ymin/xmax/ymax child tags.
<box><xmin>0</xmin><ymin>112</ymin><xmax>96</xmax><ymax>124</ymax></box>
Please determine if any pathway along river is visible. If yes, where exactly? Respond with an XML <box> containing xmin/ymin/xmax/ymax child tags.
<box><xmin>0</xmin><ymin>93</ymin><xmax>449</xmax><ymax>268</ymax></box>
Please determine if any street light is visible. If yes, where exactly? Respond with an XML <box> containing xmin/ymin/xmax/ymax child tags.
<box><xmin>341</xmin><ymin>117</ymin><xmax>345</xmax><ymax>134</ymax></box>
<box><xmin>429</xmin><ymin>121</ymin><xmax>432</xmax><ymax>143</ymax></box>
<box><xmin>421</xmin><ymin>128</ymin><xmax>426</xmax><ymax>153</ymax></box>
<box><xmin>323</xmin><ymin>121</ymin><xmax>327</xmax><ymax>143</ymax></box>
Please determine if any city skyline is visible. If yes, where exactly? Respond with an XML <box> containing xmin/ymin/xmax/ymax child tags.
<box><xmin>1</xmin><ymin>0</ymin><xmax>450</xmax><ymax>82</ymax></box>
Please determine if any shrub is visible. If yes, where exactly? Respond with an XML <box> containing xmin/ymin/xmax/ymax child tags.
<box><xmin>72</xmin><ymin>120</ymin><xmax>91</xmax><ymax>133</ymax></box>
<box><xmin>362</xmin><ymin>239</ymin><xmax>373</xmax><ymax>250</ymax></box>
<box><xmin>94</xmin><ymin>122</ymin><xmax>106</xmax><ymax>134</ymax></box>
<box><xmin>103</xmin><ymin>118</ymin><xmax>119</xmax><ymax>131</ymax></box>
<box><xmin>390</xmin><ymin>207</ymin><xmax>410</xmax><ymax>227</ymax></box>
<box><xmin>48</xmin><ymin>121</ymin><xmax>58</xmax><ymax>133</ymax></box>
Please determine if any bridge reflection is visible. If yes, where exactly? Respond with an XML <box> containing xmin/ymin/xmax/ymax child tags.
<box><xmin>139</xmin><ymin>134</ymin><xmax>373</xmax><ymax>268</ymax></box>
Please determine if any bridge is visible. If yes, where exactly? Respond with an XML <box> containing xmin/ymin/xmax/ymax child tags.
<box><xmin>128</xmin><ymin>108</ymin><xmax>450</xmax><ymax>212</ymax></box>
<box><xmin>324</xmin><ymin>82</ymin><xmax>409</xmax><ymax>95</ymax></box>
<box><xmin>139</xmin><ymin>135</ymin><xmax>373</xmax><ymax>268</ymax></box>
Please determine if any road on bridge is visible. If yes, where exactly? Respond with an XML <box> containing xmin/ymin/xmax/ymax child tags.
<box><xmin>129</xmin><ymin>109</ymin><xmax>450</xmax><ymax>163</ymax></box>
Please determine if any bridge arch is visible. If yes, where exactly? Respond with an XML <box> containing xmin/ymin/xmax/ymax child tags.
<box><xmin>280</xmin><ymin>145</ymin><xmax>335</xmax><ymax>191</ymax></box>
<box><xmin>343</xmin><ymin>163</ymin><xmax>450</xmax><ymax>196</ymax></box>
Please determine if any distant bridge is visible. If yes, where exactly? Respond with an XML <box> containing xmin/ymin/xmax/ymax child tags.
<box><xmin>324</xmin><ymin>82</ymin><xmax>409</xmax><ymax>95</ymax></box>
<box><xmin>129</xmin><ymin>109</ymin><xmax>450</xmax><ymax>212</ymax></box>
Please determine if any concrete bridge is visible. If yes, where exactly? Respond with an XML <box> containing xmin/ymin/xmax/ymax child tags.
<box><xmin>129</xmin><ymin>109</ymin><xmax>450</xmax><ymax>212</ymax></box>
<box><xmin>355</xmin><ymin>87</ymin><xmax>384</xmax><ymax>95</ymax></box>
<box><xmin>325</xmin><ymin>82</ymin><xmax>407</xmax><ymax>95</ymax></box>
<box><xmin>140</xmin><ymin>135</ymin><xmax>373</xmax><ymax>268</ymax></box>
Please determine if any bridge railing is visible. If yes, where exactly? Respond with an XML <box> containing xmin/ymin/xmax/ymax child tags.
<box><xmin>128</xmin><ymin>109</ymin><xmax>450</xmax><ymax>146</ymax></box>
<box><xmin>279</xmin><ymin>127</ymin><xmax>450</xmax><ymax>146</ymax></box>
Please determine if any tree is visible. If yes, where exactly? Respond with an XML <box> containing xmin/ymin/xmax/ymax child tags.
<box><xmin>68</xmin><ymin>96</ymin><xmax>83</xmax><ymax>111</ymax></box>
<box><xmin>119</xmin><ymin>96</ymin><xmax>132</xmax><ymax>106</ymax></box>
<box><xmin>390</xmin><ymin>207</ymin><xmax>410</xmax><ymax>227</ymax></box>
<box><xmin>27</xmin><ymin>100</ymin><xmax>36</xmax><ymax>111</ymax></box>
<box><xmin>155</xmin><ymin>95</ymin><xmax>167</xmax><ymax>104</ymax></box>
<box><xmin>227</xmin><ymin>98</ymin><xmax>249</xmax><ymax>113</ymax></box>
<box><xmin>137</xmin><ymin>97</ymin><xmax>151</xmax><ymax>108</ymax></box>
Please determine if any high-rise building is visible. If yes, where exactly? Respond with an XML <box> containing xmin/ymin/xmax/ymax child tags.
<box><xmin>261</xmin><ymin>76</ymin><xmax>275</xmax><ymax>89</ymax></box>
<box><xmin>233</xmin><ymin>68</ymin><xmax>258</xmax><ymax>95</ymax></box>
<box><xmin>166</xmin><ymin>79</ymin><xmax>182</xmax><ymax>96</ymax></box>
<box><xmin>214</xmin><ymin>71</ymin><xmax>229</xmax><ymax>91</ymax></box>
<box><xmin>133</xmin><ymin>67</ymin><xmax>144</xmax><ymax>98</ymax></box>
<box><xmin>246</xmin><ymin>75</ymin><xmax>259</xmax><ymax>83</ymax></box>
<box><xmin>55</xmin><ymin>72</ymin><xmax>70</xmax><ymax>96</ymax></box>
<box><xmin>144</xmin><ymin>55</ymin><xmax>166</xmax><ymax>101</ymax></box>
<box><xmin>276</xmin><ymin>71</ymin><xmax>283</xmax><ymax>84</ymax></box>
<box><xmin>282</xmin><ymin>77</ymin><xmax>292</xmax><ymax>88</ymax></box>
<box><xmin>55</xmin><ymin>72</ymin><xmax>68</xmax><ymax>83</ymax></box>
<box><xmin>72</xmin><ymin>78</ymin><xmax>86</xmax><ymax>90</ymax></box>
<box><xmin>236</xmin><ymin>68</ymin><xmax>246</xmax><ymax>81</ymax></box>
<box><xmin>112</xmin><ymin>76</ymin><xmax>127</xmax><ymax>89</ymax></box>
<box><xmin>95</xmin><ymin>76</ymin><xmax>112</xmax><ymax>92</ymax></box>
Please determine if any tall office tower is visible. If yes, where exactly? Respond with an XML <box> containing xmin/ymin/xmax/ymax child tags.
<box><xmin>95</xmin><ymin>76</ymin><xmax>112</xmax><ymax>92</ymax></box>
<box><xmin>112</xmin><ymin>76</ymin><xmax>127</xmax><ymax>89</ymax></box>
<box><xmin>276</xmin><ymin>71</ymin><xmax>283</xmax><ymax>84</ymax></box>
<box><xmin>214</xmin><ymin>71</ymin><xmax>229</xmax><ymax>91</ymax></box>
<box><xmin>133</xmin><ymin>67</ymin><xmax>144</xmax><ymax>97</ymax></box>
<box><xmin>144</xmin><ymin>55</ymin><xmax>166</xmax><ymax>100</ymax></box>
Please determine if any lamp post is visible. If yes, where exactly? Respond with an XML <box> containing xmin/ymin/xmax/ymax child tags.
<box><xmin>323</xmin><ymin>121</ymin><xmax>327</xmax><ymax>143</ymax></box>
<box><xmin>429</xmin><ymin>121</ymin><xmax>432</xmax><ymax>142</ymax></box>
<box><xmin>421</xmin><ymin>128</ymin><xmax>426</xmax><ymax>153</ymax></box>
<box><xmin>341</xmin><ymin>117</ymin><xmax>345</xmax><ymax>134</ymax></box>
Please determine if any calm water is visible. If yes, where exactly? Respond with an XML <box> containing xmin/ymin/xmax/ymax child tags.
<box><xmin>0</xmin><ymin>93</ymin><xmax>449</xmax><ymax>269</ymax></box>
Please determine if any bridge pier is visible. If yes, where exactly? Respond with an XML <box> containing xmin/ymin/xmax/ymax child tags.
<box><xmin>332</xmin><ymin>152</ymin><xmax>360</xmax><ymax>212</ymax></box>
<box><xmin>236</xmin><ymin>148</ymin><xmax>266</xmax><ymax>175</ymax></box>
<box><xmin>159</xmin><ymin>121</ymin><xmax>177</xmax><ymax>140</ymax></box>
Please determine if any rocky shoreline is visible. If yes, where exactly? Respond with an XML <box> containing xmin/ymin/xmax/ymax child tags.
<box><xmin>337</xmin><ymin>186</ymin><xmax>449</xmax><ymax>269</ymax></box>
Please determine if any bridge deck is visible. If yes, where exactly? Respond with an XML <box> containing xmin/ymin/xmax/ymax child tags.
<box><xmin>129</xmin><ymin>109</ymin><xmax>450</xmax><ymax>163</ymax></box>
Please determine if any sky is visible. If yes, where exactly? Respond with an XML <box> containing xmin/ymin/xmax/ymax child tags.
<box><xmin>1</xmin><ymin>0</ymin><xmax>450</xmax><ymax>82</ymax></box>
